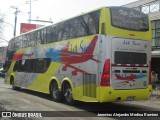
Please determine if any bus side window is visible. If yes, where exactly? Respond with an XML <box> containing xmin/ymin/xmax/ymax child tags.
<box><xmin>36</xmin><ymin>58</ymin><xmax>51</xmax><ymax>73</ymax></box>
<box><xmin>19</xmin><ymin>60</ymin><xmax>26</xmax><ymax>72</ymax></box>
<box><xmin>13</xmin><ymin>61</ymin><xmax>18</xmax><ymax>72</ymax></box>
<box><xmin>13</xmin><ymin>60</ymin><xmax>22</xmax><ymax>72</ymax></box>
<box><xmin>4</xmin><ymin>60</ymin><xmax>11</xmax><ymax>72</ymax></box>
<box><xmin>26</xmin><ymin>59</ymin><xmax>36</xmax><ymax>73</ymax></box>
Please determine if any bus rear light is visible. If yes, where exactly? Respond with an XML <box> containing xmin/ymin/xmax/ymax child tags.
<box><xmin>101</xmin><ymin>59</ymin><xmax>110</xmax><ymax>86</ymax></box>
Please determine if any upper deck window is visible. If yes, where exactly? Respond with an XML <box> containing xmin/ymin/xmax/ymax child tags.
<box><xmin>110</xmin><ymin>7</ymin><xmax>149</xmax><ymax>31</ymax></box>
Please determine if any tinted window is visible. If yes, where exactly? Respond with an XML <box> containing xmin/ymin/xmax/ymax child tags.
<box><xmin>13</xmin><ymin>61</ymin><xmax>18</xmax><ymax>72</ymax></box>
<box><xmin>114</xmin><ymin>51</ymin><xmax>147</xmax><ymax>64</ymax></box>
<box><xmin>13</xmin><ymin>58</ymin><xmax>51</xmax><ymax>73</ymax></box>
<box><xmin>36</xmin><ymin>58</ymin><xmax>51</xmax><ymax>73</ymax></box>
<box><xmin>7</xmin><ymin>10</ymin><xmax>100</xmax><ymax>51</ymax></box>
<box><xmin>110</xmin><ymin>7</ymin><xmax>149</xmax><ymax>31</ymax></box>
<box><xmin>5</xmin><ymin>50</ymin><xmax>14</xmax><ymax>61</ymax></box>
<box><xmin>14</xmin><ymin>60</ymin><xmax>26</xmax><ymax>72</ymax></box>
<box><xmin>26</xmin><ymin>59</ymin><xmax>36</xmax><ymax>73</ymax></box>
<box><xmin>4</xmin><ymin>60</ymin><xmax>12</xmax><ymax>71</ymax></box>
<box><xmin>19</xmin><ymin>60</ymin><xmax>26</xmax><ymax>72</ymax></box>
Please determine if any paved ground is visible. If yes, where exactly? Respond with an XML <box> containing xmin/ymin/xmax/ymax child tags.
<box><xmin>0</xmin><ymin>78</ymin><xmax>160</xmax><ymax>120</ymax></box>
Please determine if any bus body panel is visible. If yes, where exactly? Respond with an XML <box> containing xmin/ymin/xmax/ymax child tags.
<box><xmin>111</xmin><ymin>37</ymin><xmax>152</xmax><ymax>90</ymax></box>
<box><xmin>96</xmin><ymin>36</ymin><xmax>152</xmax><ymax>103</ymax></box>
<box><xmin>98</xmin><ymin>85</ymin><xmax>152</xmax><ymax>102</ymax></box>
<box><xmin>6</xmin><ymin>35</ymin><xmax>100</xmax><ymax>95</ymax></box>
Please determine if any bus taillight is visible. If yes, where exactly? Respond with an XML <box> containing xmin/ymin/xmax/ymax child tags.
<box><xmin>101</xmin><ymin>59</ymin><xmax>110</xmax><ymax>86</ymax></box>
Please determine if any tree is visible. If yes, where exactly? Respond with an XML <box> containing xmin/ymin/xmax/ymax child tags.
<box><xmin>0</xmin><ymin>14</ymin><xmax>4</xmax><ymax>34</ymax></box>
<box><xmin>0</xmin><ymin>12</ymin><xmax>5</xmax><ymax>43</ymax></box>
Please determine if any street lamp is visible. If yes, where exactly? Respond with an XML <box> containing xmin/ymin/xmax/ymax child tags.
<box><xmin>0</xmin><ymin>20</ymin><xmax>14</xmax><ymax>37</ymax></box>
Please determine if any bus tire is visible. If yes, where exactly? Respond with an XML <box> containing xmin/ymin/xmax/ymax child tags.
<box><xmin>11</xmin><ymin>79</ymin><xmax>16</xmax><ymax>90</ymax></box>
<box><xmin>64</xmin><ymin>83</ymin><xmax>75</xmax><ymax>105</ymax></box>
<box><xmin>50</xmin><ymin>82</ymin><xmax>62</xmax><ymax>102</ymax></box>
<box><xmin>10</xmin><ymin>77</ymin><xmax>20</xmax><ymax>90</ymax></box>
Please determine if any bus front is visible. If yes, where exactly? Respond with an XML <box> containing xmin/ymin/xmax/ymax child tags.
<box><xmin>99</xmin><ymin>7</ymin><xmax>152</xmax><ymax>102</ymax></box>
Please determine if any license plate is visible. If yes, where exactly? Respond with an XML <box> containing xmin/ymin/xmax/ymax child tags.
<box><xmin>126</xmin><ymin>96</ymin><xmax>135</xmax><ymax>101</ymax></box>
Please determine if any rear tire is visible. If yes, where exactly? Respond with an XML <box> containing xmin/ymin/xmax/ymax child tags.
<box><xmin>11</xmin><ymin>78</ymin><xmax>20</xmax><ymax>90</ymax></box>
<box><xmin>51</xmin><ymin>82</ymin><xmax>62</xmax><ymax>102</ymax></box>
<box><xmin>11</xmin><ymin>79</ymin><xmax>17</xmax><ymax>90</ymax></box>
<box><xmin>11</xmin><ymin>79</ymin><xmax>15</xmax><ymax>90</ymax></box>
<box><xmin>64</xmin><ymin>84</ymin><xmax>75</xmax><ymax>105</ymax></box>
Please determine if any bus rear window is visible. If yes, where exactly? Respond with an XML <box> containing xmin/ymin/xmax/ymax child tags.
<box><xmin>114</xmin><ymin>51</ymin><xmax>147</xmax><ymax>64</ymax></box>
<box><xmin>110</xmin><ymin>7</ymin><xmax>149</xmax><ymax>31</ymax></box>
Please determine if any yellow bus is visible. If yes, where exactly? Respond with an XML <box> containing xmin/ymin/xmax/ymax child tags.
<box><xmin>4</xmin><ymin>7</ymin><xmax>152</xmax><ymax>105</ymax></box>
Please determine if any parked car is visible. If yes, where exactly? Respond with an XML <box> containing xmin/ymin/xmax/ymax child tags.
<box><xmin>0</xmin><ymin>68</ymin><xmax>5</xmax><ymax>78</ymax></box>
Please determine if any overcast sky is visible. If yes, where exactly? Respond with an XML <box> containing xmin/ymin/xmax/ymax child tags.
<box><xmin>0</xmin><ymin>0</ymin><xmax>138</xmax><ymax>46</ymax></box>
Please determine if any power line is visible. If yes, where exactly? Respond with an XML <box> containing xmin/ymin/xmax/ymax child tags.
<box><xmin>0</xmin><ymin>20</ymin><xmax>14</xmax><ymax>29</ymax></box>
<box><xmin>0</xmin><ymin>38</ymin><xmax>9</xmax><ymax>42</ymax></box>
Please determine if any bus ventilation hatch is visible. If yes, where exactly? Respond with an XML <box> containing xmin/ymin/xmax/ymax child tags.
<box><xmin>83</xmin><ymin>74</ymin><xmax>96</xmax><ymax>98</ymax></box>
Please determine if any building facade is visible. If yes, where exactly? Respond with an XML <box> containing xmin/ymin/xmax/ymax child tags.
<box><xmin>0</xmin><ymin>47</ymin><xmax>7</xmax><ymax>69</ymax></box>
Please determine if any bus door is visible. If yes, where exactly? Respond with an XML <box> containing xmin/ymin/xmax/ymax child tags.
<box><xmin>111</xmin><ymin>38</ymin><xmax>150</xmax><ymax>90</ymax></box>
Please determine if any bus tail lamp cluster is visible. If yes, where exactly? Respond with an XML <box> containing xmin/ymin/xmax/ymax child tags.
<box><xmin>101</xmin><ymin>59</ymin><xmax>110</xmax><ymax>86</ymax></box>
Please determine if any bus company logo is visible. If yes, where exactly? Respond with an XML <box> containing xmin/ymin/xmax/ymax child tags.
<box><xmin>2</xmin><ymin>112</ymin><xmax>11</xmax><ymax>117</ymax></box>
<box><xmin>119</xmin><ymin>9</ymin><xmax>142</xmax><ymax>18</ymax></box>
<box><xmin>115</xmin><ymin>74</ymin><xmax>147</xmax><ymax>86</ymax></box>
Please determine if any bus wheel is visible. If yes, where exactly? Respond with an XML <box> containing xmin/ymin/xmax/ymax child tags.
<box><xmin>51</xmin><ymin>82</ymin><xmax>62</xmax><ymax>102</ymax></box>
<box><xmin>11</xmin><ymin>78</ymin><xmax>17</xmax><ymax>90</ymax></box>
<box><xmin>64</xmin><ymin>84</ymin><xmax>75</xmax><ymax>105</ymax></box>
<box><xmin>11</xmin><ymin>78</ymin><xmax>20</xmax><ymax>90</ymax></box>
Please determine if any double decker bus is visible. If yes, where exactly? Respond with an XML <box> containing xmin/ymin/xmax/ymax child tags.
<box><xmin>4</xmin><ymin>7</ymin><xmax>152</xmax><ymax>105</ymax></box>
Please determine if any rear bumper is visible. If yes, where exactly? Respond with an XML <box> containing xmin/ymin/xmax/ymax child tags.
<box><xmin>99</xmin><ymin>85</ymin><xmax>152</xmax><ymax>102</ymax></box>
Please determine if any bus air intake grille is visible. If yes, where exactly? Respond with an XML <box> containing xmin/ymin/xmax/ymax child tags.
<box><xmin>83</xmin><ymin>74</ymin><xmax>96</xmax><ymax>98</ymax></box>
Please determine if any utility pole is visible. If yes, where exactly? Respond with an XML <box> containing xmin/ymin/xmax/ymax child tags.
<box><xmin>26</xmin><ymin>0</ymin><xmax>38</xmax><ymax>23</ymax></box>
<box><xmin>29</xmin><ymin>0</ymin><xmax>31</xmax><ymax>23</ymax></box>
<box><xmin>11</xmin><ymin>6</ymin><xmax>20</xmax><ymax>37</ymax></box>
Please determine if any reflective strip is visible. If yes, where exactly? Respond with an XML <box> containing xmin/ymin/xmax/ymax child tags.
<box><xmin>112</xmin><ymin>64</ymin><xmax>148</xmax><ymax>67</ymax></box>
